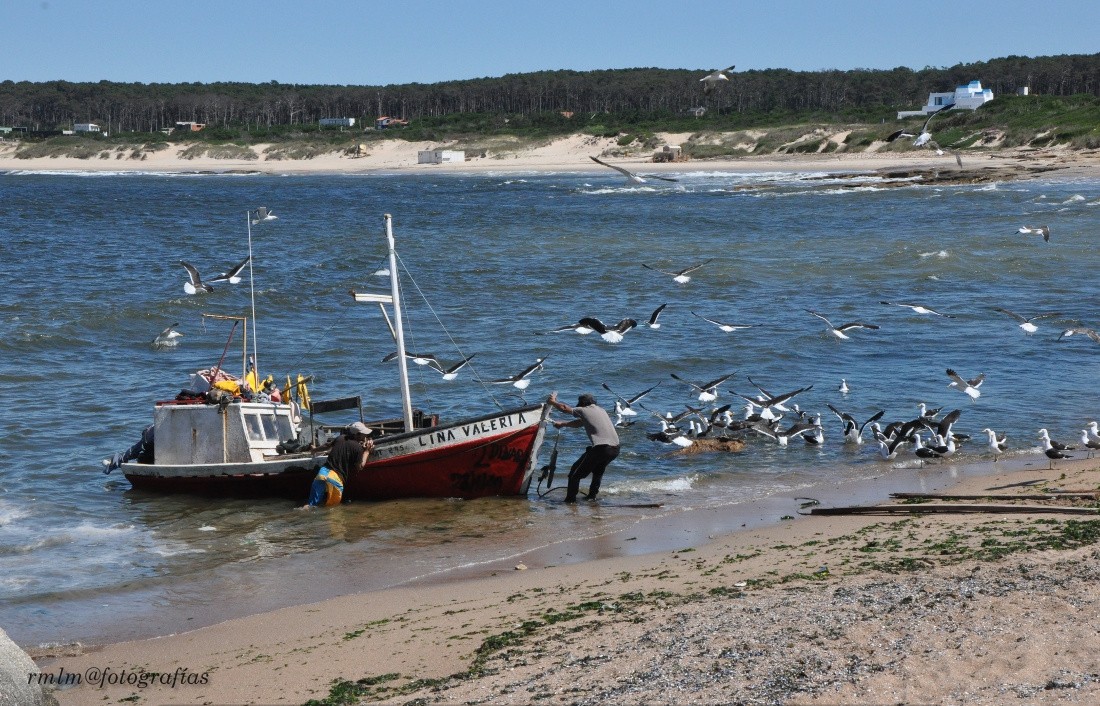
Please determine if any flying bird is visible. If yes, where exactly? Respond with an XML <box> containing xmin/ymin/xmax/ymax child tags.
<box><xmin>805</xmin><ymin>310</ymin><xmax>879</xmax><ymax>340</ymax></box>
<box><xmin>691</xmin><ymin>311</ymin><xmax>756</xmax><ymax>332</ymax></box>
<box><xmin>1057</xmin><ymin>326</ymin><xmax>1100</xmax><ymax>344</ymax></box>
<box><xmin>427</xmin><ymin>354</ymin><xmax>477</xmax><ymax>381</ymax></box>
<box><xmin>151</xmin><ymin>323</ymin><xmax>183</xmax><ymax>348</ymax></box>
<box><xmin>381</xmin><ymin>351</ymin><xmax>442</xmax><ymax>367</ymax></box>
<box><xmin>670</xmin><ymin>371</ymin><xmax>736</xmax><ymax>402</ymax></box>
<box><xmin>700</xmin><ymin>65</ymin><xmax>736</xmax><ymax>95</ymax></box>
<box><xmin>826</xmin><ymin>404</ymin><xmax>884</xmax><ymax>445</ymax></box>
<box><xmin>1016</xmin><ymin>226</ymin><xmax>1050</xmax><ymax>242</ymax></box>
<box><xmin>588</xmin><ymin>155</ymin><xmax>678</xmax><ymax>184</ymax></box>
<box><xmin>179</xmin><ymin>260</ymin><xmax>213</xmax><ymax>294</ymax></box>
<box><xmin>209</xmin><ymin>255</ymin><xmax>251</xmax><ymax>285</ymax></box>
<box><xmin>879</xmin><ymin>301</ymin><xmax>955</xmax><ymax>318</ymax></box>
<box><xmin>946</xmin><ymin>368</ymin><xmax>984</xmax><ymax>399</ymax></box>
<box><xmin>490</xmin><ymin>356</ymin><xmax>547</xmax><ymax>390</ymax></box>
<box><xmin>992</xmin><ymin>307</ymin><xmax>1061</xmax><ymax>334</ymax></box>
<box><xmin>251</xmin><ymin>206</ymin><xmax>278</xmax><ymax>224</ymax></box>
<box><xmin>642</xmin><ymin>259</ymin><xmax>713</xmax><ymax>284</ymax></box>
<box><xmin>601</xmin><ymin>381</ymin><xmax>662</xmax><ymax>417</ymax></box>
<box><xmin>646</xmin><ymin>303</ymin><xmax>668</xmax><ymax>329</ymax></box>
<box><xmin>886</xmin><ymin>102</ymin><xmax>954</xmax><ymax>148</ymax></box>
<box><xmin>563</xmin><ymin>317</ymin><xmax>637</xmax><ymax>343</ymax></box>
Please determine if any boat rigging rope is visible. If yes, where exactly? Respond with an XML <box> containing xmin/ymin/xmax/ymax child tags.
<box><xmin>396</xmin><ymin>252</ymin><xmax>509</xmax><ymax>412</ymax></box>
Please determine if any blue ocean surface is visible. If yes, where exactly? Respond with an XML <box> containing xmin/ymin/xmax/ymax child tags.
<box><xmin>1</xmin><ymin>167</ymin><xmax>1098</xmax><ymax>646</ymax></box>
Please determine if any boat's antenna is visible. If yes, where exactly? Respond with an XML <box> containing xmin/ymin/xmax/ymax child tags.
<box><xmin>384</xmin><ymin>214</ymin><xmax>415</xmax><ymax>432</ymax></box>
<box><xmin>246</xmin><ymin>209</ymin><xmax>259</xmax><ymax>388</ymax></box>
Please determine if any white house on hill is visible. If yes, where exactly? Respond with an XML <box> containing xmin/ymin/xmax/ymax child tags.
<box><xmin>897</xmin><ymin>80</ymin><xmax>994</xmax><ymax>119</ymax></box>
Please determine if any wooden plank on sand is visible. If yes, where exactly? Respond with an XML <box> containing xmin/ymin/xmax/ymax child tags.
<box><xmin>809</xmin><ymin>504</ymin><xmax>1099</xmax><ymax>516</ymax></box>
<box><xmin>890</xmin><ymin>492</ymin><xmax>1100</xmax><ymax>501</ymax></box>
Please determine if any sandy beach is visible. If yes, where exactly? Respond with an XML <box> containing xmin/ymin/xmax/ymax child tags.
<box><xmin>32</xmin><ymin>455</ymin><xmax>1100</xmax><ymax>705</ymax></box>
<box><xmin>2</xmin><ymin>131</ymin><xmax>1098</xmax><ymax>180</ymax></box>
<box><xmin>13</xmin><ymin>135</ymin><xmax>1100</xmax><ymax>705</ymax></box>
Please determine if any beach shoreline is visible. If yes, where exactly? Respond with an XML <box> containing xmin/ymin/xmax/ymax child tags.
<box><xmin>35</xmin><ymin>451</ymin><xmax>1100</xmax><ymax>705</ymax></box>
<box><xmin>3</xmin><ymin>133</ymin><xmax>1099</xmax><ymax>180</ymax></box>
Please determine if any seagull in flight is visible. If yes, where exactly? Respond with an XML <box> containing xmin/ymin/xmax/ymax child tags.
<box><xmin>427</xmin><ymin>354</ymin><xmax>477</xmax><ymax>381</ymax></box>
<box><xmin>589</xmin><ymin>155</ymin><xmax>678</xmax><ymax>184</ymax></box>
<box><xmin>180</xmin><ymin>261</ymin><xmax>213</xmax><ymax>294</ymax></box>
<box><xmin>1016</xmin><ymin>226</ymin><xmax>1050</xmax><ymax>242</ymax></box>
<box><xmin>992</xmin><ymin>307</ymin><xmax>1061</xmax><ymax>334</ymax></box>
<box><xmin>670</xmin><ymin>371</ymin><xmax>736</xmax><ymax>402</ymax></box>
<box><xmin>151</xmin><ymin>323</ymin><xmax>183</xmax><ymax>348</ymax></box>
<box><xmin>209</xmin><ymin>255</ymin><xmax>251</xmax><ymax>285</ymax></box>
<box><xmin>879</xmin><ymin>301</ymin><xmax>955</xmax><ymax>318</ymax></box>
<box><xmin>601</xmin><ymin>381</ymin><xmax>662</xmax><ymax>418</ymax></box>
<box><xmin>886</xmin><ymin>103</ymin><xmax>953</xmax><ymax>149</ymax></box>
<box><xmin>490</xmin><ymin>356</ymin><xmax>546</xmax><ymax>390</ymax></box>
<box><xmin>556</xmin><ymin>317</ymin><xmax>636</xmax><ymax>343</ymax></box>
<box><xmin>1057</xmin><ymin>326</ymin><xmax>1100</xmax><ymax>344</ymax></box>
<box><xmin>826</xmin><ymin>404</ymin><xmax>884</xmax><ymax>445</ymax></box>
<box><xmin>700</xmin><ymin>65</ymin><xmax>736</xmax><ymax>95</ymax></box>
<box><xmin>946</xmin><ymin>368</ymin><xmax>984</xmax><ymax>399</ymax></box>
<box><xmin>250</xmin><ymin>206</ymin><xmax>278</xmax><ymax>224</ymax></box>
<box><xmin>642</xmin><ymin>259</ymin><xmax>713</xmax><ymax>284</ymax></box>
<box><xmin>691</xmin><ymin>311</ymin><xmax>756</xmax><ymax>332</ymax></box>
<box><xmin>381</xmin><ymin>351</ymin><xmax>441</xmax><ymax>367</ymax></box>
<box><xmin>646</xmin><ymin>303</ymin><xmax>668</xmax><ymax>329</ymax></box>
<box><xmin>805</xmin><ymin>310</ymin><xmax>879</xmax><ymax>340</ymax></box>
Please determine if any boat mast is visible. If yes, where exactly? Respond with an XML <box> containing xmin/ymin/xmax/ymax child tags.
<box><xmin>385</xmin><ymin>214</ymin><xmax>416</xmax><ymax>432</ymax></box>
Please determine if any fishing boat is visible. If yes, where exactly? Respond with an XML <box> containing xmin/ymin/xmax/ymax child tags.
<box><xmin>107</xmin><ymin>213</ymin><xmax>550</xmax><ymax>501</ymax></box>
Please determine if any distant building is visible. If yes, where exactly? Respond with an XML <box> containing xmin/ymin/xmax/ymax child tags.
<box><xmin>319</xmin><ymin>117</ymin><xmax>356</xmax><ymax>128</ymax></box>
<box><xmin>74</xmin><ymin>123</ymin><xmax>103</xmax><ymax>133</ymax></box>
<box><xmin>897</xmin><ymin>80</ymin><xmax>994</xmax><ymax>118</ymax></box>
<box><xmin>417</xmin><ymin>150</ymin><xmax>465</xmax><ymax>164</ymax></box>
<box><xmin>175</xmin><ymin>122</ymin><xmax>206</xmax><ymax>132</ymax></box>
<box><xmin>375</xmin><ymin>116</ymin><xmax>409</xmax><ymax>130</ymax></box>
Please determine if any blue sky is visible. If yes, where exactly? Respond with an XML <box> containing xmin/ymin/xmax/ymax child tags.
<box><xmin>5</xmin><ymin>0</ymin><xmax>1097</xmax><ymax>85</ymax></box>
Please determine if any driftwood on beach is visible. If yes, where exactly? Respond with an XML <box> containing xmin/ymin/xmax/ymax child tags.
<box><xmin>890</xmin><ymin>492</ymin><xmax>1100</xmax><ymax>501</ymax></box>
<box><xmin>808</xmin><ymin>504</ymin><xmax>1099</xmax><ymax>516</ymax></box>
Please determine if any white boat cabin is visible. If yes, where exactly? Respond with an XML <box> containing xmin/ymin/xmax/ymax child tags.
<box><xmin>153</xmin><ymin>401</ymin><xmax>298</xmax><ymax>465</ymax></box>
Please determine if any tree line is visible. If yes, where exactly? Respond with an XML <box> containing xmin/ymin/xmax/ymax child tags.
<box><xmin>1</xmin><ymin>53</ymin><xmax>1097</xmax><ymax>135</ymax></box>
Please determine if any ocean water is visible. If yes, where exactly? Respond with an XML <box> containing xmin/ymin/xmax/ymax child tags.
<box><xmin>2</xmin><ymin>166</ymin><xmax>1099</xmax><ymax>646</ymax></box>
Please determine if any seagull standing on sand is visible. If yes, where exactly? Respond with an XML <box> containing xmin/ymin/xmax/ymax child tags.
<box><xmin>1016</xmin><ymin>226</ymin><xmax>1050</xmax><ymax>242</ymax></box>
<box><xmin>180</xmin><ymin>261</ymin><xmax>213</xmax><ymax>294</ymax></box>
<box><xmin>805</xmin><ymin>310</ymin><xmax>879</xmax><ymax>340</ymax></box>
<box><xmin>992</xmin><ymin>307</ymin><xmax>1061</xmax><ymax>334</ymax></box>
<box><xmin>1079</xmin><ymin>430</ymin><xmax>1100</xmax><ymax>458</ymax></box>
<box><xmin>700</xmin><ymin>65</ymin><xmax>736</xmax><ymax>95</ymax></box>
<box><xmin>151</xmin><ymin>323</ymin><xmax>183</xmax><ymax>348</ymax></box>
<box><xmin>209</xmin><ymin>255</ymin><xmax>251</xmax><ymax>285</ymax></box>
<box><xmin>588</xmin><ymin>155</ymin><xmax>678</xmax><ymax>184</ymax></box>
<box><xmin>1038</xmin><ymin>430</ymin><xmax>1073</xmax><ymax>469</ymax></box>
<box><xmin>642</xmin><ymin>259</ymin><xmax>713</xmax><ymax>284</ymax></box>
<box><xmin>946</xmin><ymin>368</ymin><xmax>984</xmax><ymax>399</ymax></box>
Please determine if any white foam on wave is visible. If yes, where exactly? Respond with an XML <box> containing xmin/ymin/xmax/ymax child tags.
<box><xmin>919</xmin><ymin>250</ymin><xmax>949</xmax><ymax>258</ymax></box>
<box><xmin>0</xmin><ymin>502</ymin><xmax>30</xmax><ymax>527</ymax></box>
<box><xmin>1062</xmin><ymin>194</ymin><xmax>1086</xmax><ymax>204</ymax></box>
<box><xmin>578</xmin><ymin>186</ymin><xmax>660</xmax><ymax>195</ymax></box>
<box><xmin>605</xmin><ymin>474</ymin><xmax>697</xmax><ymax>495</ymax></box>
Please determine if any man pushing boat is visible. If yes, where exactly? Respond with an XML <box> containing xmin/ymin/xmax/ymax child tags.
<box><xmin>546</xmin><ymin>391</ymin><xmax>621</xmax><ymax>503</ymax></box>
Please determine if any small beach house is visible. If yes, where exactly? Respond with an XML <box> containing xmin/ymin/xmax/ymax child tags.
<box><xmin>417</xmin><ymin>150</ymin><xmax>465</xmax><ymax>164</ymax></box>
<box><xmin>74</xmin><ymin>123</ymin><xmax>103</xmax><ymax>133</ymax></box>
<box><xmin>319</xmin><ymin>118</ymin><xmax>356</xmax><ymax>128</ymax></box>
<box><xmin>897</xmin><ymin>80</ymin><xmax>994</xmax><ymax>119</ymax></box>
